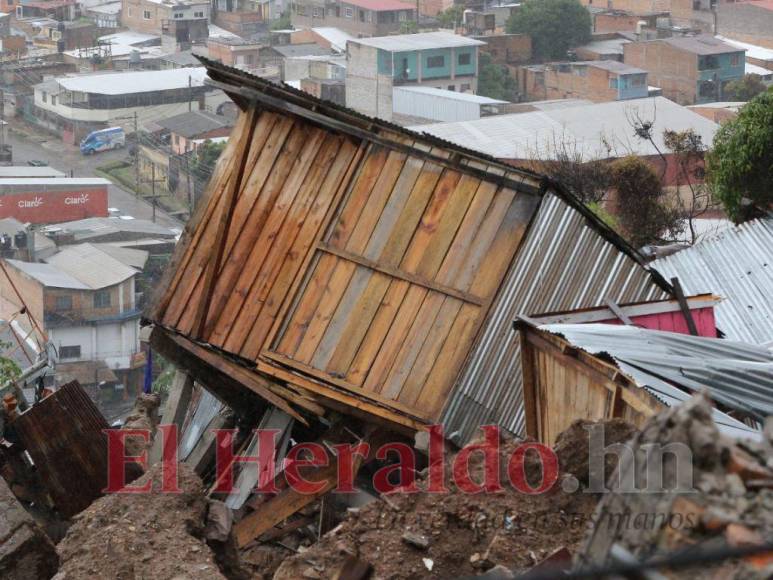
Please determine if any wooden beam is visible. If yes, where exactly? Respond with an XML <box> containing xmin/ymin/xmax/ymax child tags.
<box><xmin>150</xmin><ymin>327</ymin><xmax>307</xmax><ymax>426</ymax></box>
<box><xmin>233</xmin><ymin>431</ymin><xmax>372</xmax><ymax>548</ymax></box>
<box><xmin>604</xmin><ymin>298</ymin><xmax>634</xmax><ymax>326</ymax></box>
<box><xmin>149</xmin><ymin>370</ymin><xmax>193</xmax><ymax>464</ymax></box>
<box><xmin>671</xmin><ymin>277</ymin><xmax>699</xmax><ymax>336</ymax></box>
<box><xmin>191</xmin><ymin>105</ymin><xmax>259</xmax><ymax>338</ymax></box>
<box><xmin>317</xmin><ymin>243</ymin><xmax>485</xmax><ymax>306</ymax></box>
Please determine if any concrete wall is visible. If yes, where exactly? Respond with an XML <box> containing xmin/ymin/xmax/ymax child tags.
<box><xmin>49</xmin><ymin>317</ymin><xmax>140</xmax><ymax>369</ymax></box>
<box><xmin>717</xmin><ymin>2</ymin><xmax>773</xmax><ymax>49</ymax></box>
<box><xmin>476</xmin><ymin>34</ymin><xmax>532</xmax><ymax>66</ymax></box>
<box><xmin>291</xmin><ymin>0</ymin><xmax>413</xmax><ymax>37</ymax></box>
<box><xmin>519</xmin><ymin>64</ymin><xmax>646</xmax><ymax>102</ymax></box>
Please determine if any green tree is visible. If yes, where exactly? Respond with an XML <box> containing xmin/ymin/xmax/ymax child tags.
<box><xmin>611</xmin><ymin>156</ymin><xmax>682</xmax><ymax>247</ymax></box>
<box><xmin>270</xmin><ymin>12</ymin><xmax>291</xmax><ymax>30</ymax></box>
<box><xmin>437</xmin><ymin>4</ymin><xmax>464</xmax><ymax>29</ymax></box>
<box><xmin>506</xmin><ymin>0</ymin><xmax>592</xmax><ymax>61</ymax></box>
<box><xmin>190</xmin><ymin>140</ymin><xmax>226</xmax><ymax>183</ymax></box>
<box><xmin>707</xmin><ymin>90</ymin><xmax>773</xmax><ymax>221</ymax></box>
<box><xmin>723</xmin><ymin>74</ymin><xmax>767</xmax><ymax>102</ymax></box>
<box><xmin>477</xmin><ymin>53</ymin><xmax>517</xmax><ymax>101</ymax></box>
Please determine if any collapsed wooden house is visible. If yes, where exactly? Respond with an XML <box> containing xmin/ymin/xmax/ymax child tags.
<box><xmin>148</xmin><ymin>59</ymin><xmax>674</xmax><ymax>443</ymax></box>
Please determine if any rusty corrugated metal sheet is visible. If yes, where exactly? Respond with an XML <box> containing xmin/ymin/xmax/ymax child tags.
<box><xmin>13</xmin><ymin>381</ymin><xmax>110</xmax><ymax>518</ymax></box>
<box><xmin>440</xmin><ymin>193</ymin><xmax>670</xmax><ymax>443</ymax></box>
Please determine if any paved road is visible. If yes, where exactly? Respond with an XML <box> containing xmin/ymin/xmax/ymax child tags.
<box><xmin>5</xmin><ymin>129</ymin><xmax>183</xmax><ymax>229</ymax></box>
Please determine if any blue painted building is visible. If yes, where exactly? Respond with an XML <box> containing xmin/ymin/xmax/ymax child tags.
<box><xmin>346</xmin><ymin>31</ymin><xmax>486</xmax><ymax>120</ymax></box>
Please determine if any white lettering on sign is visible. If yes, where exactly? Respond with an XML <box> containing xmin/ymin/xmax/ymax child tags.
<box><xmin>65</xmin><ymin>193</ymin><xmax>90</xmax><ymax>205</ymax></box>
<box><xmin>17</xmin><ymin>197</ymin><xmax>44</xmax><ymax>208</ymax></box>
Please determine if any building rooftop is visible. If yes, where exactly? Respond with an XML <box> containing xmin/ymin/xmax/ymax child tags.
<box><xmin>715</xmin><ymin>34</ymin><xmax>773</xmax><ymax>63</ymax></box>
<box><xmin>0</xmin><ymin>166</ymin><xmax>65</xmax><ymax>178</ymax></box>
<box><xmin>653</xmin><ymin>217</ymin><xmax>773</xmax><ymax>346</ymax></box>
<box><xmin>44</xmin><ymin>243</ymin><xmax>138</xmax><ymax>289</ymax></box>
<box><xmin>661</xmin><ymin>34</ymin><xmax>743</xmax><ymax>55</ymax></box>
<box><xmin>86</xmin><ymin>1</ymin><xmax>122</xmax><ymax>14</ymax></box>
<box><xmin>159</xmin><ymin>49</ymin><xmax>201</xmax><ymax>67</ymax></box>
<box><xmin>54</xmin><ymin>67</ymin><xmax>209</xmax><ymax>96</ymax></box>
<box><xmin>350</xmin><ymin>31</ymin><xmax>486</xmax><ymax>52</ymax></box>
<box><xmin>157</xmin><ymin>110</ymin><xmax>234</xmax><ymax>138</ymax></box>
<box><xmin>409</xmin><ymin>96</ymin><xmax>718</xmax><ymax>160</ymax></box>
<box><xmin>343</xmin><ymin>0</ymin><xmax>415</xmax><ymax>10</ymax></box>
<box><xmin>0</xmin><ymin>178</ymin><xmax>111</xmax><ymax>187</ymax></box>
<box><xmin>92</xmin><ymin>243</ymin><xmax>149</xmax><ymax>270</ymax></box>
<box><xmin>271</xmin><ymin>43</ymin><xmax>332</xmax><ymax>58</ymax></box>
<box><xmin>577</xmin><ymin>37</ymin><xmax>631</xmax><ymax>56</ymax></box>
<box><xmin>586</xmin><ymin>59</ymin><xmax>647</xmax><ymax>74</ymax></box>
<box><xmin>7</xmin><ymin>259</ymin><xmax>89</xmax><ymax>290</ymax></box>
<box><xmin>538</xmin><ymin>322</ymin><xmax>771</xmax><ymax>433</ymax></box>
<box><xmin>310</xmin><ymin>27</ymin><xmax>355</xmax><ymax>53</ymax></box>
<box><xmin>42</xmin><ymin>217</ymin><xmax>178</xmax><ymax>241</ymax></box>
<box><xmin>394</xmin><ymin>85</ymin><xmax>508</xmax><ymax>104</ymax></box>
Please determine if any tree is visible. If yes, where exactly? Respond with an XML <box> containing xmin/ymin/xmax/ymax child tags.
<box><xmin>437</xmin><ymin>4</ymin><xmax>464</xmax><ymax>29</ymax></box>
<box><xmin>506</xmin><ymin>0</ymin><xmax>591</xmax><ymax>61</ymax></box>
<box><xmin>270</xmin><ymin>12</ymin><xmax>291</xmax><ymax>30</ymax></box>
<box><xmin>611</xmin><ymin>156</ymin><xmax>682</xmax><ymax>248</ymax></box>
<box><xmin>190</xmin><ymin>140</ymin><xmax>226</xmax><ymax>184</ymax></box>
<box><xmin>707</xmin><ymin>90</ymin><xmax>773</xmax><ymax>221</ymax></box>
<box><xmin>723</xmin><ymin>74</ymin><xmax>767</xmax><ymax>102</ymax></box>
<box><xmin>477</xmin><ymin>53</ymin><xmax>517</xmax><ymax>101</ymax></box>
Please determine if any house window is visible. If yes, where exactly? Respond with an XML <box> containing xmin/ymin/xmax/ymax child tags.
<box><xmin>447</xmin><ymin>85</ymin><xmax>455</xmax><ymax>90</ymax></box>
<box><xmin>59</xmin><ymin>345</ymin><xmax>81</xmax><ymax>359</ymax></box>
<box><xmin>631</xmin><ymin>75</ymin><xmax>645</xmax><ymax>87</ymax></box>
<box><xmin>458</xmin><ymin>53</ymin><xmax>471</xmax><ymax>66</ymax></box>
<box><xmin>127</xmin><ymin>6</ymin><xmax>132</xmax><ymax>15</ymax></box>
<box><xmin>173</xmin><ymin>12</ymin><xmax>183</xmax><ymax>18</ymax></box>
<box><xmin>730</xmin><ymin>53</ymin><xmax>741</xmax><ymax>66</ymax></box>
<box><xmin>427</xmin><ymin>55</ymin><xmax>445</xmax><ymax>68</ymax></box>
<box><xmin>94</xmin><ymin>290</ymin><xmax>111</xmax><ymax>308</ymax></box>
<box><xmin>460</xmin><ymin>83</ymin><xmax>471</xmax><ymax>92</ymax></box>
<box><xmin>55</xmin><ymin>295</ymin><xmax>72</xmax><ymax>310</ymax></box>
<box><xmin>296</xmin><ymin>4</ymin><xmax>306</xmax><ymax>15</ymax></box>
<box><xmin>398</xmin><ymin>10</ymin><xmax>406</xmax><ymax>21</ymax></box>
<box><xmin>312</xmin><ymin>6</ymin><xmax>322</xmax><ymax>17</ymax></box>
<box><xmin>609</xmin><ymin>77</ymin><xmax>618</xmax><ymax>88</ymax></box>
<box><xmin>344</xmin><ymin>7</ymin><xmax>353</xmax><ymax>17</ymax></box>
<box><xmin>41</xmin><ymin>91</ymin><xmax>47</xmax><ymax>102</ymax></box>
<box><xmin>194</xmin><ymin>10</ymin><xmax>204</xmax><ymax>17</ymax></box>
<box><xmin>143</xmin><ymin>9</ymin><xmax>151</xmax><ymax>19</ymax></box>
<box><xmin>698</xmin><ymin>55</ymin><xmax>719</xmax><ymax>70</ymax></box>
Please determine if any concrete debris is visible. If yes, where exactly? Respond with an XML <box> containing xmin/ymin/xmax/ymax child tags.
<box><xmin>205</xmin><ymin>500</ymin><xmax>234</xmax><ymax>543</ymax></box>
<box><xmin>0</xmin><ymin>476</ymin><xmax>58</xmax><ymax>580</ymax></box>
<box><xmin>578</xmin><ymin>394</ymin><xmax>773</xmax><ymax>579</ymax></box>
<box><xmin>121</xmin><ymin>392</ymin><xmax>161</xmax><ymax>459</ymax></box>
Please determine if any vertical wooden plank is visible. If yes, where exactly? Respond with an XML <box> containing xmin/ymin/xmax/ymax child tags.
<box><xmin>520</xmin><ymin>333</ymin><xmax>539</xmax><ymax>440</ymax></box>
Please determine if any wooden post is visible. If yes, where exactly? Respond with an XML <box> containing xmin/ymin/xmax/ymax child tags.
<box><xmin>149</xmin><ymin>370</ymin><xmax>194</xmax><ymax>465</ymax></box>
<box><xmin>671</xmin><ymin>277</ymin><xmax>699</xmax><ymax>336</ymax></box>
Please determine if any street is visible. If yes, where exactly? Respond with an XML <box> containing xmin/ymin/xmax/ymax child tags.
<box><xmin>5</xmin><ymin>127</ymin><xmax>183</xmax><ymax>229</ymax></box>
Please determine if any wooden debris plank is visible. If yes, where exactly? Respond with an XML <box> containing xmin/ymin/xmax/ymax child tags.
<box><xmin>276</xmin><ymin>145</ymin><xmax>389</xmax><ymax>359</ymax></box>
<box><xmin>320</xmin><ymin>155</ymin><xmax>427</xmax><ymax>376</ymax></box>
<box><xmin>343</xmin><ymin>164</ymin><xmax>445</xmax><ymax>386</ymax></box>
<box><xmin>153</xmin><ymin>109</ymin><xmax>254</xmax><ymax>322</ymax></box>
<box><xmin>162</xmin><ymin>111</ymin><xmax>269</xmax><ymax>327</ymax></box>
<box><xmin>303</xmin><ymin>149</ymin><xmax>410</xmax><ymax>367</ymax></box>
<box><xmin>211</xmin><ymin>127</ymin><xmax>330</xmax><ymax>349</ymax></box>
<box><xmin>241</xmin><ymin>136</ymin><xmax>361</xmax><ymax>360</ymax></box>
<box><xmin>179</xmin><ymin>118</ymin><xmax>304</xmax><ymax>337</ymax></box>
<box><xmin>264</xmin><ymin>138</ymin><xmax>368</xmax><ymax>353</ymax></box>
<box><xmin>193</xmin><ymin>115</ymin><xmax>300</xmax><ymax>338</ymax></box>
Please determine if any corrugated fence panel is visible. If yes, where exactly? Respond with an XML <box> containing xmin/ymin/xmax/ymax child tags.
<box><xmin>440</xmin><ymin>193</ymin><xmax>668</xmax><ymax>443</ymax></box>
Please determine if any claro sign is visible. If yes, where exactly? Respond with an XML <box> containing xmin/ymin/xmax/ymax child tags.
<box><xmin>0</xmin><ymin>188</ymin><xmax>108</xmax><ymax>224</ymax></box>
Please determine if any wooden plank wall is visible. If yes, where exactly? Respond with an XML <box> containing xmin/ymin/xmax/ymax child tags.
<box><xmin>154</xmin><ymin>107</ymin><xmax>543</xmax><ymax>423</ymax></box>
<box><xmin>521</xmin><ymin>329</ymin><xmax>658</xmax><ymax>445</ymax></box>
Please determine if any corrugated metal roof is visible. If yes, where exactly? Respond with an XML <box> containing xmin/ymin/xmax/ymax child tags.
<box><xmin>661</xmin><ymin>34</ymin><xmax>742</xmax><ymax>56</ymax></box>
<box><xmin>156</xmin><ymin>110</ymin><xmax>233</xmax><ymax>139</ymax></box>
<box><xmin>311</xmin><ymin>27</ymin><xmax>356</xmax><ymax>53</ymax></box>
<box><xmin>394</xmin><ymin>86</ymin><xmax>508</xmax><ymax>104</ymax></box>
<box><xmin>45</xmin><ymin>217</ymin><xmax>177</xmax><ymax>240</ymax></box>
<box><xmin>652</xmin><ymin>217</ymin><xmax>773</xmax><ymax>346</ymax></box>
<box><xmin>351</xmin><ymin>31</ymin><xmax>485</xmax><ymax>52</ymax></box>
<box><xmin>44</xmin><ymin>243</ymin><xmax>137</xmax><ymax>289</ymax></box>
<box><xmin>409</xmin><ymin>97</ymin><xmax>718</xmax><ymax>160</ymax></box>
<box><xmin>538</xmin><ymin>322</ymin><xmax>773</xmax><ymax>423</ymax></box>
<box><xmin>441</xmin><ymin>193</ymin><xmax>669</xmax><ymax>443</ymax></box>
<box><xmin>716</xmin><ymin>34</ymin><xmax>773</xmax><ymax>62</ymax></box>
<box><xmin>7</xmin><ymin>259</ymin><xmax>89</xmax><ymax>289</ymax></box>
<box><xmin>93</xmin><ymin>243</ymin><xmax>149</xmax><ymax>270</ymax></box>
<box><xmin>55</xmin><ymin>67</ymin><xmax>209</xmax><ymax>96</ymax></box>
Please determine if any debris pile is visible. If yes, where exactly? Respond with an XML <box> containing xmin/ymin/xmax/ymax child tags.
<box><xmin>579</xmin><ymin>394</ymin><xmax>773</xmax><ymax>579</ymax></box>
<box><xmin>270</xmin><ymin>423</ymin><xmax>637</xmax><ymax>580</ymax></box>
<box><xmin>54</xmin><ymin>463</ymin><xmax>225</xmax><ymax>580</ymax></box>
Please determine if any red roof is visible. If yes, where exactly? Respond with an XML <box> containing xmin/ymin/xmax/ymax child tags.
<box><xmin>345</xmin><ymin>0</ymin><xmax>415</xmax><ymax>11</ymax></box>
<box><xmin>732</xmin><ymin>0</ymin><xmax>773</xmax><ymax>11</ymax></box>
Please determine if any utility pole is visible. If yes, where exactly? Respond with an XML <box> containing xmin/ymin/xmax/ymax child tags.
<box><xmin>133</xmin><ymin>111</ymin><xmax>139</xmax><ymax>197</ymax></box>
<box><xmin>151</xmin><ymin>164</ymin><xmax>156</xmax><ymax>223</ymax></box>
<box><xmin>188</xmin><ymin>75</ymin><xmax>192</xmax><ymax>112</ymax></box>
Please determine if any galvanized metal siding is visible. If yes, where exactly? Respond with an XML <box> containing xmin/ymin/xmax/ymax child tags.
<box><xmin>440</xmin><ymin>193</ymin><xmax>668</xmax><ymax>443</ymax></box>
<box><xmin>652</xmin><ymin>218</ymin><xmax>773</xmax><ymax>346</ymax></box>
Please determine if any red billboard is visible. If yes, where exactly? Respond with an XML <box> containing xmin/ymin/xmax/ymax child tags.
<box><xmin>0</xmin><ymin>187</ymin><xmax>109</xmax><ymax>224</ymax></box>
